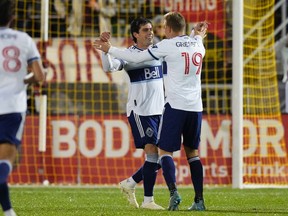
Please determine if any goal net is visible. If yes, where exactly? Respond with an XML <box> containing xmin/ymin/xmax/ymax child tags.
<box><xmin>241</xmin><ymin>0</ymin><xmax>288</xmax><ymax>187</ymax></box>
<box><xmin>8</xmin><ymin>0</ymin><xmax>288</xmax><ymax>187</ymax></box>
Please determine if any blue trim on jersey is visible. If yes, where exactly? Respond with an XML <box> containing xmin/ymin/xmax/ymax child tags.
<box><xmin>117</xmin><ymin>59</ymin><xmax>125</xmax><ymax>70</ymax></box>
<box><xmin>27</xmin><ymin>56</ymin><xmax>39</xmax><ymax>64</ymax></box>
<box><xmin>162</xmin><ymin>61</ymin><xmax>167</xmax><ymax>75</ymax></box>
<box><xmin>127</xmin><ymin>66</ymin><xmax>163</xmax><ymax>83</ymax></box>
<box><xmin>132</xmin><ymin>46</ymin><xmax>144</xmax><ymax>51</ymax></box>
<box><xmin>148</xmin><ymin>49</ymin><xmax>159</xmax><ymax>60</ymax></box>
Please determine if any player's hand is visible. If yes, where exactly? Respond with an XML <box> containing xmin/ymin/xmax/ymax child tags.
<box><xmin>194</xmin><ymin>21</ymin><xmax>209</xmax><ymax>39</ymax></box>
<box><xmin>194</xmin><ymin>21</ymin><xmax>209</xmax><ymax>32</ymax></box>
<box><xmin>100</xmin><ymin>32</ymin><xmax>111</xmax><ymax>42</ymax></box>
<box><xmin>24</xmin><ymin>72</ymin><xmax>35</xmax><ymax>84</ymax></box>
<box><xmin>24</xmin><ymin>69</ymin><xmax>46</xmax><ymax>85</ymax></box>
<box><xmin>89</xmin><ymin>0</ymin><xmax>100</xmax><ymax>11</ymax></box>
<box><xmin>93</xmin><ymin>39</ymin><xmax>111</xmax><ymax>53</ymax></box>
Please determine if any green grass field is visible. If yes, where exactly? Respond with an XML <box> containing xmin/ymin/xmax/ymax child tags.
<box><xmin>9</xmin><ymin>186</ymin><xmax>287</xmax><ymax>216</ymax></box>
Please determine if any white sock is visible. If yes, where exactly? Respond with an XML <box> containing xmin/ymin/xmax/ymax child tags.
<box><xmin>126</xmin><ymin>177</ymin><xmax>137</xmax><ymax>188</ymax></box>
<box><xmin>4</xmin><ymin>209</ymin><xmax>17</xmax><ymax>216</ymax></box>
<box><xmin>143</xmin><ymin>196</ymin><xmax>154</xmax><ymax>204</ymax></box>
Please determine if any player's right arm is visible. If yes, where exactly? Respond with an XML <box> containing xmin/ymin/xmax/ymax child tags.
<box><xmin>99</xmin><ymin>31</ymin><xmax>125</xmax><ymax>72</ymax></box>
<box><xmin>108</xmin><ymin>47</ymin><xmax>154</xmax><ymax>63</ymax></box>
<box><xmin>93</xmin><ymin>36</ymin><xmax>159</xmax><ymax>63</ymax></box>
<box><xmin>101</xmin><ymin>52</ymin><xmax>124</xmax><ymax>72</ymax></box>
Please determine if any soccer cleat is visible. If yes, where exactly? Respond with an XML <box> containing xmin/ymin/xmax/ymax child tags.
<box><xmin>119</xmin><ymin>179</ymin><xmax>139</xmax><ymax>208</ymax></box>
<box><xmin>140</xmin><ymin>201</ymin><xmax>165</xmax><ymax>210</ymax></box>
<box><xmin>188</xmin><ymin>199</ymin><xmax>206</xmax><ymax>211</ymax></box>
<box><xmin>4</xmin><ymin>208</ymin><xmax>17</xmax><ymax>216</ymax></box>
<box><xmin>168</xmin><ymin>191</ymin><xmax>182</xmax><ymax>211</ymax></box>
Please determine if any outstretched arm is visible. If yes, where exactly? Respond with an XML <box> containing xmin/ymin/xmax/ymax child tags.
<box><xmin>109</xmin><ymin>46</ymin><xmax>154</xmax><ymax>63</ymax></box>
<box><xmin>93</xmin><ymin>40</ymin><xmax>155</xmax><ymax>63</ymax></box>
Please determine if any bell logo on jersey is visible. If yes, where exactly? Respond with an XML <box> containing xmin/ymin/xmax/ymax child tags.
<box><xmin>144</xmin><ymin>67</ymin><xmax>160</xmax><ymax>80</ymax></box>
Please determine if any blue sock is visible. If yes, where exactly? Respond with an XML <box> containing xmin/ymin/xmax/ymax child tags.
<box><xmin>132</xmin><ymin>166</ymin><xmax>143</xmax><ymax>183</ymax></box>
<box><xmin>160</xmin><ymin>155</ymin><xmax>176</xmax><ymax>192</ymax></box>
<box><xmin>142</xmin><ymin>161</ymin><xmax>158</xmax><ymax>197</ymax></box>
<box><xmin>131</xmin><ymin>163</ymin><xmax>161</xmax><ymax>184</ymax></box>
<box><xmin>188</xmin><ymin>157</ymin><xmax>204</xmax><ymax>201</ymax></box>
<box><xmin>0</xmin><ymin>161</ymin><xmax>12</xmax><ymax>211</ymax></box>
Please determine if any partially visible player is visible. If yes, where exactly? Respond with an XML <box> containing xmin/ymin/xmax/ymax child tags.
<box><xmin>93</xmin><ymin>12</ymin><xmax>208</xmax><ymax>211</ymax></box>
<box><xmin>98</xmin><ymin>17</ymin><xmax>165</xmax><ymax>210</ymax></box>
<box><xmin>0</xmin><ymin>1</ymin><xmax>45</xmax><ymax>216</ymax></box>
<box><xmin>152</xmin><ymin>15</ymin><xmax>165</xmax><ymax>43</ymax></box>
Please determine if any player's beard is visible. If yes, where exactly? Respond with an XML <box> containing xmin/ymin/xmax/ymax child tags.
<box><xmin>145</xmin><ymin>37</ymin><xmax>153</xmax><ymax>46</ymax></box>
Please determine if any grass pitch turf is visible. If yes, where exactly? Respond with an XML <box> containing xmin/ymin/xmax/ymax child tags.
<box><xmin>10</xmin><ymin>186</ymin><xmax>288</xmax><ymax>216</ymax></box>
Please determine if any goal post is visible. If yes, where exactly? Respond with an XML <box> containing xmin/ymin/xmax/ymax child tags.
<box><xmin>232</xmin><ymin>0</ymin><xmax>244</xmax><ymax>189</ymax></box>
<box><xmin>38</xmin><ymin>0</ymin><xmax>49</xmax><ymax>153</ymax></box>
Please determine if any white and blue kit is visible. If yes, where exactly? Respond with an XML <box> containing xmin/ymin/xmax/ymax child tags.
<box><xmin>101</xmin><ymin>45</ymin><xmax>164</xmax><ymax>148</ymax></box>
<box><xmin>109</xmin><ymin>35</ymin><xmax>205</xmax><ymax>152</ymax></box>
<box><xmin>0</xmin><ymin>27</ymin><xmax>40</xmax><ymax>146</ymax></box>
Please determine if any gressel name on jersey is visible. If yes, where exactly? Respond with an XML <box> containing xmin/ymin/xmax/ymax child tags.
<box><xmin>175</xmin><ymin>41</ymin><xmax>198</xmax><ymax>47</ymax></box>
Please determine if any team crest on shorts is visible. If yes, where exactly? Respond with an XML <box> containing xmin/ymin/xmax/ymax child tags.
<box><xmin>146</xmin><ymin>127</ymin><xmax>153</xmax><ymax>137</ymax></box>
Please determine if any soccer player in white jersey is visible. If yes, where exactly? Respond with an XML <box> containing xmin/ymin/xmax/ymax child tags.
<box><xmin>94</xmin><ymin>12</ymin><xmax>208</xmax><ymax>211</ymax></box>
<box><xmin>0</xmin><ymin>1</ymin><xmax>45</xmax><ymax>216</ymax></box>
<box><xmin>98</xmin><ymin>17</ymin><xmax>165</xmax><ymax>210</ymax></box>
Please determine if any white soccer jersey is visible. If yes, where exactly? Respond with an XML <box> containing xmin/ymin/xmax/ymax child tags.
<box><xmin>109</xmin><ymin>35</ymin><xmax>205</xmax><ymax>111</ymax></box>
<box><xmin>101</xmin><ymin>45</ymin><xmax>164</xmax><ymax>116</ymax></box>
<box><xmin>0</xmin><ymin>27</ymin><xmax>40</xmax><ymax>114</ymax></box>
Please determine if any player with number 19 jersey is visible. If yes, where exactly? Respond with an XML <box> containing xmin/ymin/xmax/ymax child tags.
<box><xmin>109</xmin><ymin>34</ymin><xmax>205</xmax><ymax>112</ymax></box>
<box><xmin>0</xmin><ymin>27</ymin><xmax>41</xmax><ymax>114</ymax></box>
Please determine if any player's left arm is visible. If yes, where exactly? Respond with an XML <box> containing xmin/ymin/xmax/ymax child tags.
<box><xmin>24</xmin><ymin>60</ymin><xmax>45</xmax><ymax>84</ymax></box>
<box><xmin>24</xmin><ymin>69</ymin><xmax>35</xmax><ymax>84</ymax></box>
<box><xmin>24</xmin><ymin>37</ymin><xmax>46</xmax><ymax>84</ymax></box>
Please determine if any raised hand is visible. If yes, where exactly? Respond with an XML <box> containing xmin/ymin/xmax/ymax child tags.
<box><xmin>194</xmin><ymin>21</ymin><xmax>209</xmax><ymax>32</ymax></box>
<box><xmin>100</xmin><ymin>32</ymin><xmax>111</xmax><ymax>42</ymax></box>
<box><xmin>192</xmin><ymin>21</ymin><xmax>209</xmax><ymax>39</ymax></box>
<box><xmin>93</xmin><ymin>39</ymin><xmax>111</xmax><ymax>53</ymax></box>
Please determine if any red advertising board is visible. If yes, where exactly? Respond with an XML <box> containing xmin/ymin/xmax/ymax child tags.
<box><xmin>153</xmin><ymin>0</ymin><xmax>225</xmax><ymax>39</ymax></box>
<box><xmin>9</xmin><ymin>114</ymin><xmax>288</xmax><ymax>185</ymax></box>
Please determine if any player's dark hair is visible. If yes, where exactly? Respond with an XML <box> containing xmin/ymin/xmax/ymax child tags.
<box><xmin>130</xmin><ymin>17</ymin><xmax>152</xmax><ymax>43</ymax></box>
<box><xmin>0</xmin><ymin>0</ymin><xmax>15</xmax><ymax>26</ymax></box>
<box><xmin>164</xmin><ymin>11</ymin><xmax>186</xmax><ymax>33</ymax></box>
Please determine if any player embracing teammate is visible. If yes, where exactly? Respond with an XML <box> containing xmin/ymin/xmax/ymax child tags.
<box><xmin>94</xmin><ymin>11</ymin><xmax>208</xmax><ymax>211</ymax></box>
<box><xmin>99</xmin><ymin>17</ymin><xmax>165</xmax><ymax>210</ymax></box>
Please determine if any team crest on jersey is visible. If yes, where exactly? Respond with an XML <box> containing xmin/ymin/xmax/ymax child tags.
<box><xmin>152</xmin><ymin>44</ymin><xmax>158</xmax><ymax>48</ymax></box>
<box><xmin>146</xmin><ymin>127</ymin><xmax>154</xmax><ymax>137</ymax></box>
